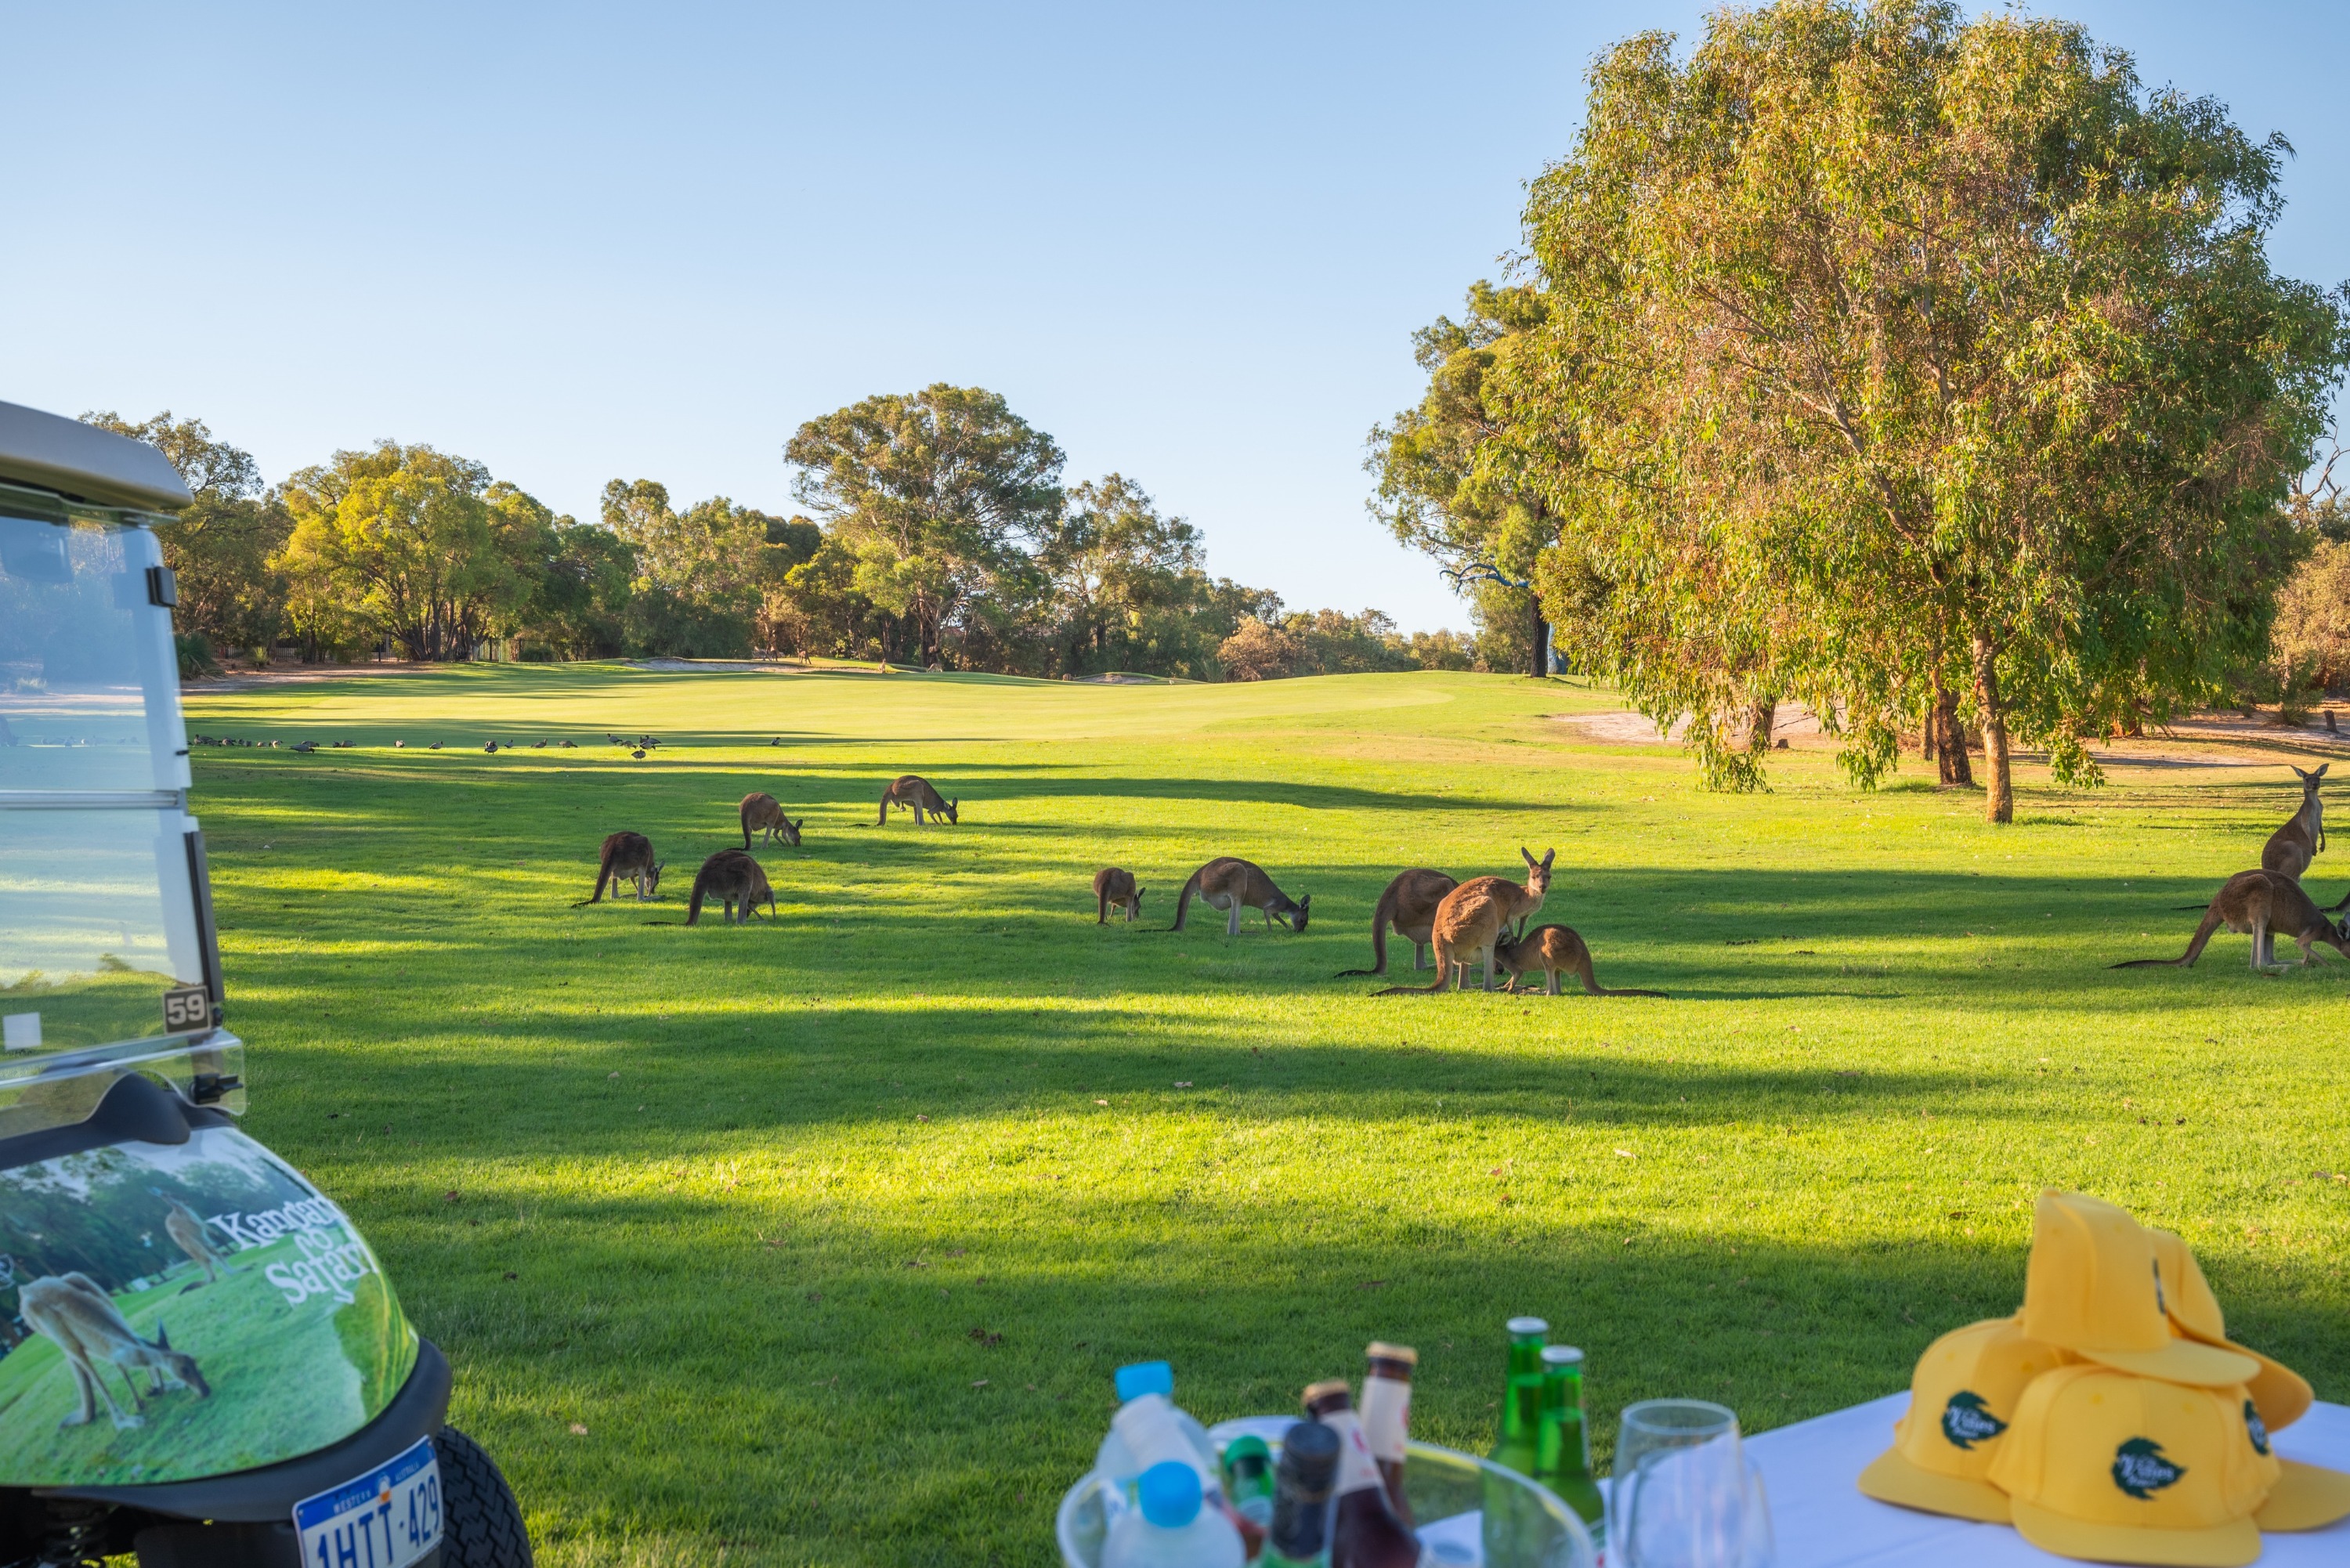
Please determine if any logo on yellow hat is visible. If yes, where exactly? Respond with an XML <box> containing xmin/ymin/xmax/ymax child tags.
<box><xmin>2243</xmin><ymin>1404</ymin><xmax>2269</xmax><ymax>1458</ymax></box>
<box><xmin>1943</xmin><ymin>1392</ymin><xmax>2006</xmax><ymax>1450</ymax></box>
<box><xmin>2113</xmin><ymin>1439</ymin><xmax>2187</xmax><ymax>1501</ymax></box>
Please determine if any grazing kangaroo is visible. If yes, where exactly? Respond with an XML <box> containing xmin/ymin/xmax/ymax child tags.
<box><xmin>1494</xmin><ymin>925</ymin><xmax>1666</xmax><ymax>997</ymax></box>
<box><xmin>2261</xmin><ymin>764</ymin><xmax>2330</xmax><ymax>881</ymax></box>
<box><xmin>686</xmin><ymin>849</ymin><xmax>776</xmax><ymax>926</ymax></box>
<box><xmin>1094</xmin><ymin>866</ymin><xmax>1145</xmax><ymax>923</ymax></box>
<box><xmin>1336</xmin><ymin>868</ymin><xmax>1459</xmax><ymax>976</ymax></box>
<box><xmin>1170</xmin><ymin>858</ymin><xmax>1310</xmax><ymax>934</ymax></box>
<box><xmin>152</xmin><ymin>1192</ymin><xmax>237</xmax><ymax>1288</ymax></box>
<box><xmin>740</xmin><ymin>792</ymin><xmax>804</xmax><ymax>848</ymax></box>
<box><xmin>2111</xmin><ymin>869</ymin><xmax>2350</xmax><ymax>973</ymax></box>
<box><xmin>19</xmin><ymin>1273</ymin><xmax>210</xmax><ymax>1430</ymax></box>
<box><xmin>877</xmin><ymin>775</ymin><xmax>958</xmax><ymax>826</ymax></box>
<box><xmin>1376</xmin><ymin>848</ymin><xmax>1555</xmax><ymax>995</ymax></box>
<box><xmin>582</xmin><ymin>832</ymin><xmax>663</xmax><ymax>904</ymax></box>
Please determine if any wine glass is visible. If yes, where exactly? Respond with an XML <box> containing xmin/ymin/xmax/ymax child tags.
<box><xmin>1608</xmin><ymin>1400</ymin><xmax>1773</xmax><ymax>1568</ymax></box>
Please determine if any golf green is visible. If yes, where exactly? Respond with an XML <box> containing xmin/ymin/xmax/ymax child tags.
<box><xmin>179</xmin><ymin>664</ymin><xmax>2350</xmax><ymax>1566</ymax></box>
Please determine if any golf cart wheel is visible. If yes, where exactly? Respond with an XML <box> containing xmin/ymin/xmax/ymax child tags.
<box><xmin>436</xmin><ymin>1425</ymin><xmax>533</xmax><ymax>1567</ymax></box>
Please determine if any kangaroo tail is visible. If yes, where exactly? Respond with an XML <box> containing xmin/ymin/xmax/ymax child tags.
<box><xmin>686</xmin><ymin>875</ymin><xmax>709</xmax><ymax>926</ymax></box>
<box><xmin>876</xmin><ymin>791</ymin><xmax>891</xmax><ymax>827</ymax></box>
<box><xmin>2327</xmin><ymin>886</ymin><xmax>2350</xmax><ymax>914</ymax></box>
<box><xmin>1336</xmin><ymin>882</ymin><xmax>1399</xmax><ymax>977</ymax></box>
<box><xmin>2110</xmin><ymin>906</ymin><xmax>2225</xmax><ymax>968</ymax></box>
<box><xmin>1571</xmin><ymin>949</ymin><xmax>1665</xmax><ymax>997</ymax></box>
<box><xmin>585</xmin><ymin>842</ymin><xmax>616</xmax><ymax>904</ymax></box>
<box><xmin>1170</xmin><ymin>869</ymin><xmax>1204</xmax><ymax>930</ymax></box>
<box><xmin>742</xmin><ymin>803</ymin><xmax>754</xmax><ymax>850</ymax></box>
<box><xmin>1376</xmin><ymin>943</ymin><xmax>1455</xmax><ymax>995</ymax></box>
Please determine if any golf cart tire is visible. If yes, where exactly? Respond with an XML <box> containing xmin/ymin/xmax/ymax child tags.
<box><xmin>436</xmin><ymin>1426</ymin><xmax>533</xmax><ymax>1568</ymax></box>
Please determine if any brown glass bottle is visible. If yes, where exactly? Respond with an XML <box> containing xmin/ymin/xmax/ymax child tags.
<box><xmin>1303</xmin><ymin>1379</ymin><xmax>1424</xmax><ymax>1568</ymax></box>
<box><xmin>1359</xmin><ymin>1342</ymin><xmax>1417</xmax><ymax>1526</ymax></box>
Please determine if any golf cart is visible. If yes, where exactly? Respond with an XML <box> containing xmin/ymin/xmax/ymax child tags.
<box><xmin>0</xmin><ymin>401</ymin><xmax>530</xmax><ymax>1567</ymax></box>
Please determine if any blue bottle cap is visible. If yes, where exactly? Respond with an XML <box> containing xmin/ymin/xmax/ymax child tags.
<box><xmin>1137</xmin><ymin>1461</ymin><xmax>1202</xmax><ymax>1529</ymax></box>
<box><xmin>1114</xmin><ymin>1360</ymin><xmax>1175</xmax><ymax>1402</ymax></box>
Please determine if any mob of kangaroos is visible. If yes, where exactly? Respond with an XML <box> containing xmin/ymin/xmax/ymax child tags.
<box><xmin>1170</xmin><ymin>857</ymin><xmax>1310</xmax><ymax>934</ymax></box>
<box><xmin>877</xmin><ymin>775</ymin><xmax>957</xmax><ymax>826</ymax></box>
<box><xmin>1378</xmin><ymin>848</ymin><xmax>1553</xmax><ymax>995</ymax></box>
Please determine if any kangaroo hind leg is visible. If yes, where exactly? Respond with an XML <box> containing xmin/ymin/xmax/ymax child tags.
<box><xmin>1226</xmin><ymin>901</ymin><xmax>1241</xmax><ymax>937</ymax></box>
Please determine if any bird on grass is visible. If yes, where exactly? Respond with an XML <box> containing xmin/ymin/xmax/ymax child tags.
<box><xmin>428</xmin><ymin>742</ymin><xmax>443</xmax><ymax>750</ymax></box>
<box><xmin>291</xmin><ymin>741</ymin><xmax>317</xmax><ymax>753</ymax></box>
<box><xmin>483</xmin><ymin>740</ymin><xmax>500</xmax><ymax>753</ymax></box>
<box><xmin>631</xmin><ymin>748</ymin><xmax>646</xmax><ymax>759</ymax></box>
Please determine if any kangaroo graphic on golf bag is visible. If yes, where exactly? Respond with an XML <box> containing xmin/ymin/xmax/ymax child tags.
<box><xmin>1377</xmin><ymin>848</ymin><xmax>1554</xmax><ymax>995</ymax></box>
<box><xmin>877</xmin><ymin>775</ymin><xmax>957</xmax><ymax>826</ymax></box>
<box><xmin>1493</xmin><ymin>924</ymin><xmax>1666</xmax><ymax>997</ymax></box>
<box><xmin>2112</xmin><ymin>869</ymin><xmax>2350</xmax><ymax>973</ymax></box>
<box><xmin>1169</xmin><ymin>858</ymin><xmax>1310</xmax><ymax>934</ymax></box>
<box><xmin>1094</xmin><ymin>866</ymin><xmax>1145</xmax><ymax>923</ymax></box>
<box><xmin>18</xmin><ymin>1273</ymin><xmax>210</xmax><ymax>1430</ymax></box>
<box><xmin>580</xmin><ymin>832</ymin><xmax>663</xmax><ymax>904</ymax></box>
<box><xmin>150</xmin><ymin>1191</ymin><xmax>237</xmax><ymax>1288</ymax></box>
<box><xmin>740</xmin><ymin>793</ymin><xmax>803</xmax><ymax>848</ymax></box>
<box><xmin>1336</xmin><ymin>869</ymin><xmax>1459</xmax><ymax>976</ymax></box>
<box><xmin>687</xmin><ymin>849</ymin><xmax>776</xmax><ymax>926</ymax></box>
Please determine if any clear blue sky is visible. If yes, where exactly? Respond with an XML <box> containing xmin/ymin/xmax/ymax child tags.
<box><xmin>8</xmin><ymin>2</ymin><xmax>2348</xmax><ymax>632</ymax></box>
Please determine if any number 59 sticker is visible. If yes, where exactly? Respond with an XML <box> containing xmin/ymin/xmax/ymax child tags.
<box><xmin>164</xmin><ymin>985</ymin><xmax>212</xmax><ymax>1031</ymax></box>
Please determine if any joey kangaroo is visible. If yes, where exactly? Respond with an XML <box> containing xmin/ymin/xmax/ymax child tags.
<box><xmin>1494</xmin><ymin>925</ymin><xmax>1665</xmax><ymax>997</ymax></box>
<box><xmin>1170</xmin><ymin>858</ymin><xmax>1309</xmax><ymax>935</ymax></box>
<box><xmin>740</xmin><ymin>792</ymin><xmax>804</xmax><ymax>849</ymax></box>
<box><xmin>1376</xmin><ymin>848</ymin><xmax>1554</xmax><ymax>995</ymax></box>
<box><xmin>19</xmin><ymin>1273</ymin><xmax>210</xmax><ymax>1430</ymax></box>
<box><xmin>581</xmin><ymin>832</ymin><xmax>663</xmax><ymax>904</ymax></box>
<box><xmin>150</xmin><ymin>1192</ymin><xmax>237</xmax><ymax>1288</ymax></box>
<box><xmin>1336</xmin><ymin>869</ymin><xmax>1459</xmax><ymax>976</ymax></box>
<box><xmin>2111</xmin><ymin>869</ymin><xmax>2350</xmax><ymax>973</ymax></box>
<box><xmin>686</xmin><ymin>849</ymin><xmax>776</xmax><ymax>926</ymax></box>
<box><xmin>1094</xmin><ymin>866</ymin><xmax>1145</xmax><ymax>923</ymax></box>
<box><xmin>877</xmin><ymin>775</ymin><xmax>958</xmax><ymax>826</ymax></box>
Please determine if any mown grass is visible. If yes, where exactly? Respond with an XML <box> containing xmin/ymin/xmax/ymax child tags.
<box><xmin>180</xmin><ymin>665</ymin><xmax>2350</xmax><ymax>1566</ymax></box>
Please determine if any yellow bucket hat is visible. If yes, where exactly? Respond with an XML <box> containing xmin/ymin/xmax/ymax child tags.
<box><xmin>1857</xmin><ymin>1314</ymin><xmax>2070</xmax><ymax>1522</ymax></box>
<box><xmin>2146</xmin><ymin>1226</ymin><xmax>2314</xmax><ymax>1433</ymax></box>
<box><xmin>2021</xmin><ymin>1193</ymin><xmax>2257</xmax><ymax>1389</ymax></box>
<box><xmin>1987</xmin><ymin>1364</ymin><xmax>2275</xmax><ymax>1567</ymax></box>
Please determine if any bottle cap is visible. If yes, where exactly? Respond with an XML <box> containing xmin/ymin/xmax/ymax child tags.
<box><xmin>1224</xmin><ymin>1433</ymin><xmax>1272</xmax><ymax>1473</ymax></box>
<box><xmin>1301</xmin><ymin>1378</ymin><xmax>1353</xmax><ymax>1411</ymax></box>
<box><xmin>1137</xmin><ymin>1461</ymin><xmax>1203</xmax><ymax>1529</ymax></box>
<box><xmin>1115</xmin><ymin>1360</ymin><xmax>1175</xmax><ymax>1402</ymax></box>
<box><xmin>1542</xmin><ymin>1346</ymin><xmax>1585</xmax><ymax>1367</ymax></box>
<box><xmin>1507</xmin><ymin>1317</ymin><xmax>1549</xmax><ymax>1337</ymax></box>
<box><xmin>1278</xmin><ymin>1420</ymin><xmax>1342</xmax><ymax>1490</ymax></box>
<box><xmin>1365</xmin><ymin>1342</ymin><xmax>1419</xmax><ymax>1366</ymax></box>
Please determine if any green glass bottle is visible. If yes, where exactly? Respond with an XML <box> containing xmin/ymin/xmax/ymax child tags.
<box><xmin>1481</xmin><ymin>1317</ymin><xmax>1548</xmax><ymax>1566</ymax></box>
<box><xmin>1533</xmin><ymin>1345</ymin><xmax>1606</xmax><ymax>1553</ymax></box>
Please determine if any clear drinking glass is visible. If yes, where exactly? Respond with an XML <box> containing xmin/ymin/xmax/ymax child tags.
<box><xmin>1607</xmin><ymin>1400</ymin><xmax>1773</xmax><ymax>1568</ymax></box>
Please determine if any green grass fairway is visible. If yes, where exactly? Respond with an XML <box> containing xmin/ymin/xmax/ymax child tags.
<box><xmin>181</xmin><ymin>666</ymin><xmax>2350</xmax><ymax>1566</ymax></box>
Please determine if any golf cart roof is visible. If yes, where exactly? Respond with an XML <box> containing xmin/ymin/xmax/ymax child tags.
<box><xmin>0</xmin><ymin>398</ymin><xmax>191</xmax><ymax>514</ymax></box>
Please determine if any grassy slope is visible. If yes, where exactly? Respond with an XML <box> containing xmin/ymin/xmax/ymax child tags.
<box><xmin>182</xmin><ymin>665</ymin><xmax>2350</xmax><ymax>1566</ymax></box>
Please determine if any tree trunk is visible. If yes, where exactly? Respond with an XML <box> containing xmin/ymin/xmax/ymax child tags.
<box><xmin>1971</xmin><ymin>630</ymin><xmax>2011</xmax><ymax>822</ymax></box>
<box><xmin>1933</xmin><ymin>674</ymin><xmax>1973</xmax><ymax>786</ymax></box>
<box><xmin>1528</xmin><ymin>598</ymin><xmax>1550</xmax><ymax>679</ymax></box>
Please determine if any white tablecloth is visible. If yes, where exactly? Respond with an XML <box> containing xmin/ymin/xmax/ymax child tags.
<box><xmin>1746</xmin><ymin>1392</ymin><xmax>2350</xmax><ymax>1566</ymax></box>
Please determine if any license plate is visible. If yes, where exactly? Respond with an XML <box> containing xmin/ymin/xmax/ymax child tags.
<box><xmin>292</xmin><ymin>1436</ymin><xmax>443</xmax><ymax>1568</ymax></box>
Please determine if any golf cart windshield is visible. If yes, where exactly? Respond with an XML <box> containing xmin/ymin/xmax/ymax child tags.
<box><xmin>0</xmin><ymin>505</ymin><xmax>219</xmax><ymax>1067</ymax></box>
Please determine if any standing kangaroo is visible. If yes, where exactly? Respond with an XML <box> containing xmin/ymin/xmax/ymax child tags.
<box><xmin>2111</xmin><ymin>869</ymin><xmax>2350</xmax><ymax>973</ymax></box>
<box><xmin>582</xmin><ymin>832</ymin><xmax>663</xmax><ymax>904</ymax></box>
<box><xmin>1170</xmin><ymin>858</ymin><xmax>1310</xmax><ymax>934</ymax></box>
<box><xmin>740</xmin><ymin>793</ymin><xmax>804</xmax><ymax>848</ymax></box>
<box><xmin>1377</xmin><ymin>848</ymin><xmax>1554</xmax><ymax>995</ymax></box>
<box><xmin>1494</xmin><ymin>925</ymin><xmax>1666</xmax><ymax>997</ymax></box>
<box><xmin>2261</xmin><ymin>764</ymin><xmax>2330</xmax><ymax>881</ymax></box>
<box><xmin>151</xmin><ymin>1192</ymin><xmax>237</xmax><ymax>1288</ymax></box>
<box><xmin>1094</xmin><ymin>867</ymin><xmax>1145</xmax><ymax>923</ymax></box>
<box><xmin>686</xmin><ymin>849</ymin><xmax>776</xmax><ymax>926</ymax></box>
<box><xmin>877</xmin><ymin>775</ymin><xmax>958</xmax><ymax>826</ymax></box>
<box><xmin>1336</xmin><ymin>869</ymin><xmax>1459</xmax><ymax>976</ymax></box>
<box><xmin>19</xmin><ymin>1273</ymin><xmax>211</xmax><ymax>1430</ymax></box>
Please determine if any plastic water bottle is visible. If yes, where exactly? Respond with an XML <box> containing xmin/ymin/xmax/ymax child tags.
<box><xmin>1093</xmin><ymin>1361</ymin><xmax>1218</xmax><ymax>1485</ymax></box>
<box><xmin>1103</xmin><ymin>1461</ymin><xmax>1246</xmax><ymax>1568</ymax></box>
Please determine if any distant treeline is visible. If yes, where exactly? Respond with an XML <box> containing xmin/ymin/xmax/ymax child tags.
<box><xmin>91</xmin><ymin>388</ymin><xmax>1488</xmax><ymax>681</ymax></box>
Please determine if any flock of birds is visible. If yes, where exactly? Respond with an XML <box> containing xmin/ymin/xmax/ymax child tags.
<box><xmin>186</xmin><ymin>732</ymin><xmax>805</xmax><ymax>759</ymax></box>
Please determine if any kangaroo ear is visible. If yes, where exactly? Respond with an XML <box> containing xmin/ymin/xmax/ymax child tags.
<box><xmin>2318</xmin><ymin>764</ymin><xmax>2331</xmax><ymax>780</ymax></box>
<box><xmin>1521</xmin><ymin>847</ymin><xmax>1537</xmax><ymax>868</ymax></box>
<box><xmin>154</xmin><ymin>1322</ymin><xmax>169</xmax><ymax>1349</ymax></box>
<box><xmin>1542</xmin><ymin>849</ymin><xmax>1555</xmax><ymax>869</ymax></box>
